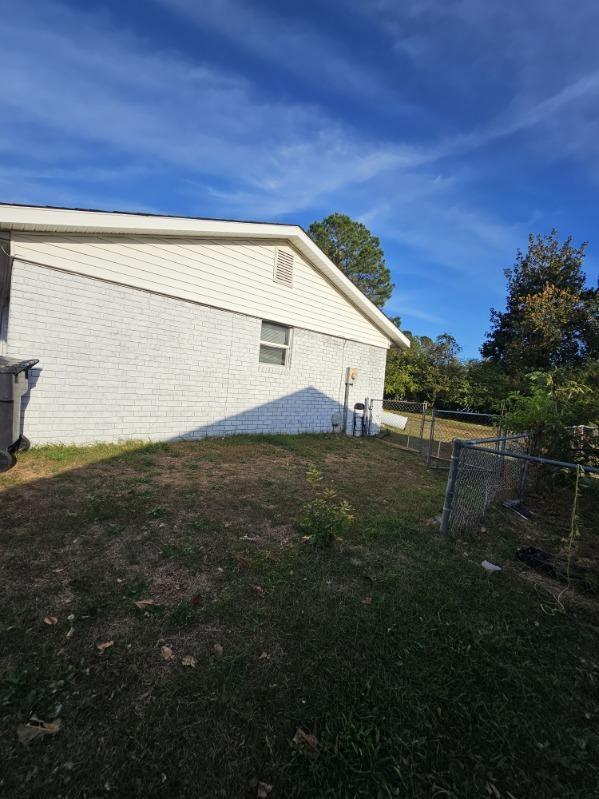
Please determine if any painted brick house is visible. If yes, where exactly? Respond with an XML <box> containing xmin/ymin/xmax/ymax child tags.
<box><xmin>0</xmin><ymin>204</ymin><xmax>409</xmax><ymax>444</ymax></box>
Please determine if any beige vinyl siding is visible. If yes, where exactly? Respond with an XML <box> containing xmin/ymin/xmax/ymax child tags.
<box><xmin>11</xmin><ymin>233</ymin><xmax>389</xmax><ymax>348</ymax></box>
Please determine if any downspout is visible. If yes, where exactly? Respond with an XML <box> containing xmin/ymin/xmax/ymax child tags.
<box><xmin>0</xmin><ymin>235</ymin><xmax>12</xmax><ymax>355</ymax></box>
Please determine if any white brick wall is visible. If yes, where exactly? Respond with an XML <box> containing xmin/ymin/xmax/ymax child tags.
<box><xmin>7</xmin><ymin>261</ymin><xmax>387</xmax><ymax>444</ymax></box>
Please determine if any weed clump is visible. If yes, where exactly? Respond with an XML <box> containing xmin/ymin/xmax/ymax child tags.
<box><xmin>299</xmin><ymin>466</ymin><xmax>353</xmax><ymax>547</ymax></box>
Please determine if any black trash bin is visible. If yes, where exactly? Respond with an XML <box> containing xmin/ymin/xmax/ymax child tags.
<box><xmin>0</xmin><ymin>356</ymin><xmax>39</xmax><ymax>472</ymax></box>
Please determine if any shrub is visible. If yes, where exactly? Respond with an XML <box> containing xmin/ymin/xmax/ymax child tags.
<box><xmin>299</xmin><ymin>467</ymin><xmax>353</xmax><ymax>547</ymax></box>
<box><xmin>502</xmin><ymin>371</ymin><xmax>596</xmax><ymax>460</ymax></box>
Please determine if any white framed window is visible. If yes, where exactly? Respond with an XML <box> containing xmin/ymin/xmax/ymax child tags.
<box><xmin>259</xmin><ymin>320</ymin><xmax>291</xmax><ymax>366</ymax></box>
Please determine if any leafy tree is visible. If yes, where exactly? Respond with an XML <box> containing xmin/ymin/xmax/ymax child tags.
<box><xmin>482</xmin><ymin>230</ymin><xmax>598</xmax><ymax>374</ymax></box>
<box><xmin>463</xmin><ymin>359</ymin><xmax>513</xmax><ymax>413</ymax></box>
<box><xmin>502</xmin><ymin>371</ymin><xmax>595</xmax><ymax>460</ymax></box>
<box><xmin>384</xmin><ymin>332</ymin><xmax>468</xmax><ymax>406</ymax></box>
<box><xmin>307</xmin><ymin>213</ymin><xmax>394</xmax><ymax>307</ymax></box>
<box><xmin>384</xmin><ymin>345</ymin><xmax>415</xmax><ymax>398</ymax></box>
<box><xmin>412</xmin><ymin>334</ymin><xmax>468</xmax><ymax>406</ymax></box>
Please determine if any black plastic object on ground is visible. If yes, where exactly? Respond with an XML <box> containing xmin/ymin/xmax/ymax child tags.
<box><xmin>516</xmin><ymin>546</ymin><xmax>558</xmax><ymax>577</ymax></box>
<box><xmin>516</xmin><ymin>546</ymin><xmax>595</xmax><ymax>593</ymax></box>
<box><xmin>0</xmin><ymin>356</ymin><xmax>38</xmax><ymax>472</ymax></box>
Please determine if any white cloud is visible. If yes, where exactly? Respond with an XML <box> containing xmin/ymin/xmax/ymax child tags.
<box><xmin>153</xmin><ymin>0</ymin><xmax>406</xmax><ymax>108</ymax></box>
<box><xmin>359</xmin><ymin>0</ymin><xmax>599</xmax><ymax>164</ymax></box>
<box><xmin>0</xmin><ymin>1</ymin><xmax>429</xmax><ymax>217</ymax></box>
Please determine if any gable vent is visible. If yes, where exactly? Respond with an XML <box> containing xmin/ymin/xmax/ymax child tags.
<box><xmin>274</xmin><ymin>248</ymin><xmax>294</xmax><ymax>287</ymax></box>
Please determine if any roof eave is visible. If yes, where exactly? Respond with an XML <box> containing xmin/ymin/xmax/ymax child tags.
<box><xmin>0</xmin><ymin>203</ymin><xmax>410</xmax><ymax>349</ymax></box>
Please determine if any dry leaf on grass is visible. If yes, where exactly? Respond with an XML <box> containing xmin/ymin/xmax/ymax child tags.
<box><xmin>213</xmin><ymin>643</ymin><xmax>224</xmax><ymax>657</ymax></box>
<box><xmin>181</xmin><ymin>655</ymin><xmax>196</xmax><ymax>667</ymax></box>
<box><xmin>361</xmin><ymin>597</ymin><xmax>373</xmax><ymax>605</ymax></box>
<box><xmin>253</xmin><ymin>585</ymin><xmax>265</xmax><ymax>597</ymax></box>
<box><xmin>134</xmin><ymin>599</ymin><xmax>156</xmax><ymax>609</ymax></box>
<box><xmin>292</xmin><ymin>727</ymin><xmax>318</xmax><ymax>750</ymax></box>
<box><xmin>160</xmin><ymin>645</ymin><xmax>174</xmax><ymax>661</ymax></box>
<box><xmin>258</xmin><ymin>651</ymin><xmax>270</xmax><ymax>660</ymax></box>
<box><xmin>43</xmin><ymin>616</ymin><xmax>58</xmax><ymax>626</ymax></box>
<box><xmin>96</xmin><ymin>640</ymin><xmax>114</xmax><ymax>653</ymax></box>
<box><xmin>17</xmin><ymin>719</ymin><xmax>62</xmax><ymax>744</ymax></box>
<box><xmin>257</xmin><ymin>782</ymin><xmax>273</xmax><ymax>798</ymax></box>
<box><xmin>232</xmin><ymin>553</ymin><xmax>251</xmax><ymax>569</ymax></box>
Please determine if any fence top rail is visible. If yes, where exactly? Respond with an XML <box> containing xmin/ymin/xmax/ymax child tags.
<box><xmin>373</xmin><ymin>399</ymin><xmax>426</xmax><ymax>405</ymax></box>
<box><xmin>458</xmin><ymin>433</ymin><xmax>528</xmax><ymax>446</ymax></box>
<box><xmin>462</xmin><ymin>442</ymin><xmax>599</xmax><ymax>475</ymax></box>
<box><xmin>434</xmin><ymin>409</ymin><xmax>495</xmax><ymax>418</ymax></box>
<box><xmin>370</xmin><ymin>403</ymin><xmax>493</xmax><ymax>417</ymax></box>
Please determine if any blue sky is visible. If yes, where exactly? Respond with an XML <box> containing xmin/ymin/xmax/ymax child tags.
<box><xmin>1</xmin><ymin>0</ymin><xmax>598</xmax><ymax>357</ymax></box>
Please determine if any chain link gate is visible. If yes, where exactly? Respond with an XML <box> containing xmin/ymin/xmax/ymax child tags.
<box><xmin>366</xmin><ymin>399</ymin><xmax>429</xmax><ymax>454</ymax></box>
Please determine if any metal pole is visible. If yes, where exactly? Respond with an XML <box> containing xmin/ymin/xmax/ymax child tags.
<box><xmin>418</xmin><ymin>401</ymin><xmax>427</xmax><ymax>453</ymax></box>
<box><xmin>342</xmin><ymin>379</ymin><xmax>350</xmax><ymax>435</ymax></box>
<box><xmin>426</xmin><ymin>407</ymin><xmax>436</xmax><ymax>468</ymax></box>
<box><xmin>517</xmin><ymin>434</ymin><xmax>531</xmax><ymax>499</ymax></box>
<box><xmin>518</xmin><ymin>455</ymin><xmax>529</xmax><ymax>499</ymax></box>
<box><xmin>440</xmin><ymin>439</ymin><xmax>463</xmax><ymax>535</ymax></box>
<box><xmin>364</xmin><ymin>397</ymin><xmax>369</xmax><ymax>436</ymax></box>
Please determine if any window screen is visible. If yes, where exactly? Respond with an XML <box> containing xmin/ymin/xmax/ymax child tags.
<box><xmin>259</xmin><ymin>321</ymin><xmax>291</xmax><ymax>365</ymax></box>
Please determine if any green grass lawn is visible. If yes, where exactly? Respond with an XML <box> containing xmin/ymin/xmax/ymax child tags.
<box><xmin>0</xmin><ymin>435</ymin><xmax>597</xmax><ymax>798</ymax></box>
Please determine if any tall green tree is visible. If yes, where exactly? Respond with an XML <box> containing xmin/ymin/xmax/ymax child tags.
<box><xmin>307</xmin><ymin>213</ymin><xmax>394</xmax><ymax>307</ymax></box>
<box><xmin>482</xmin><ymin>230</ymin><xmax>598</xmax><ymax>374</ymax></box>
<box><xmin>463</xmin><ymin>359</ymin><xmax>512</xmax><ymax>413</ymax></box>
<box><xmin>384</xmin><ymin>332</ymin><xmax>468</xmax><ymax>406</ymax></box>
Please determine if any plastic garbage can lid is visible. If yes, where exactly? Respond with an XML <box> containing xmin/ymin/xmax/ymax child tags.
<box><xmin>0</xmin><ymin>356</ymin><xmax>39</xmax><ymax>375</ymax></box>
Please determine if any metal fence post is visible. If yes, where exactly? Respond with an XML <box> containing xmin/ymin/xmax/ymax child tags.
<box><xmin>364</xmin><ymin>397</ymin><xmax>369</xmax><ymax>436</ymax></box>
<box><xmin>418</xmin><ymin>401</ymin><xmax>427</xmax><ymax>452</ymax></box>
<box><xmin>499</xmin><ymin>433</ymin><xmax>507</xmax><ymax>483</ymax></box>
<box><xmin>517</xmin><ymin>434</ymin><xmax>530</xmax><ymax>499</ymax></box>
<box><xmin>426</xmin><ymin>407</ymin><xmax>436</xmax><ymax>468</ymax></box>
<box><xmin>440</xmin><ymin>438</ymin><xmax>463</xmax><ymax>535</ymax></box>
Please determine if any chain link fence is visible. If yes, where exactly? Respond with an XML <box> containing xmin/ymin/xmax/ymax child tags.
<box><xmin>366</xmin><ymin>399</ymin><xmax>429</xmax><ymax>453</ymax></box>
<box><xmin>440</xmin><ymin>434</ymin><xmax>529</xmax><ymax>534</ymax></box>
<box><xmin>367</xmin><ymin>400</ymin><xmax>498</xmax><ymax>466</ymax></box>
<box><xmin>440</xmin><ymin>433</ymin><xmax>599</xmax><ymax>539</ymax></box>
<box><xmin>424</xmin><ymin>409</ymin><xmax>498</xmax><ymax>467</ymax></box>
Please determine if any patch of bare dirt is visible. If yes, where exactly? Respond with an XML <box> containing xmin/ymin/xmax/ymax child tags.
<box><xmin>148</xmin><ymin>562</ymin><xmax>216</xmax><ymax>605</ymax></box>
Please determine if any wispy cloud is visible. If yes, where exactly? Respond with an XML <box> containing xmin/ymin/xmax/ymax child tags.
<box><xmin>0</xmin><ymin>1</ymin><xmax>427</xmax><ymax>217</ymax></box>
<box><xmin>154</xmin><ymin>0</ymin><xmax>406</xmax><ymax>108</ymax></box>
<box><xmin>360</xmin><ymin>0</ymin><xmax>599</xmax><ymax>163</ymax></box>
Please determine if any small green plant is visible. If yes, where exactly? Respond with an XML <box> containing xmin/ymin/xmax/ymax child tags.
<box><xmin>187</xmin><ymin>518</ymin><xmax>212</xmax><ymax>532</ymax></box>
<box><xmin>161</xmin><ymin>540</ymin><xmax>198</xmax><ymax>559</ymax></box>
<box><xmin>170</xmin><ymin>600</ymin><xmax>197</xmax><ymax>626</ymax></box>
<box><xmin>299</xmin><ymin>466</ymin><xmax>353</xmax><ymax>547</ymax></box>
<box><xmin>147</xmin><ymin>505</ymin><xmax>167</xmax><ymax>518</ymax></box>
<box><xmin>126</xmin><ymin>579</ymin><xmax>148</xmax><ymax>599</ymax></box>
